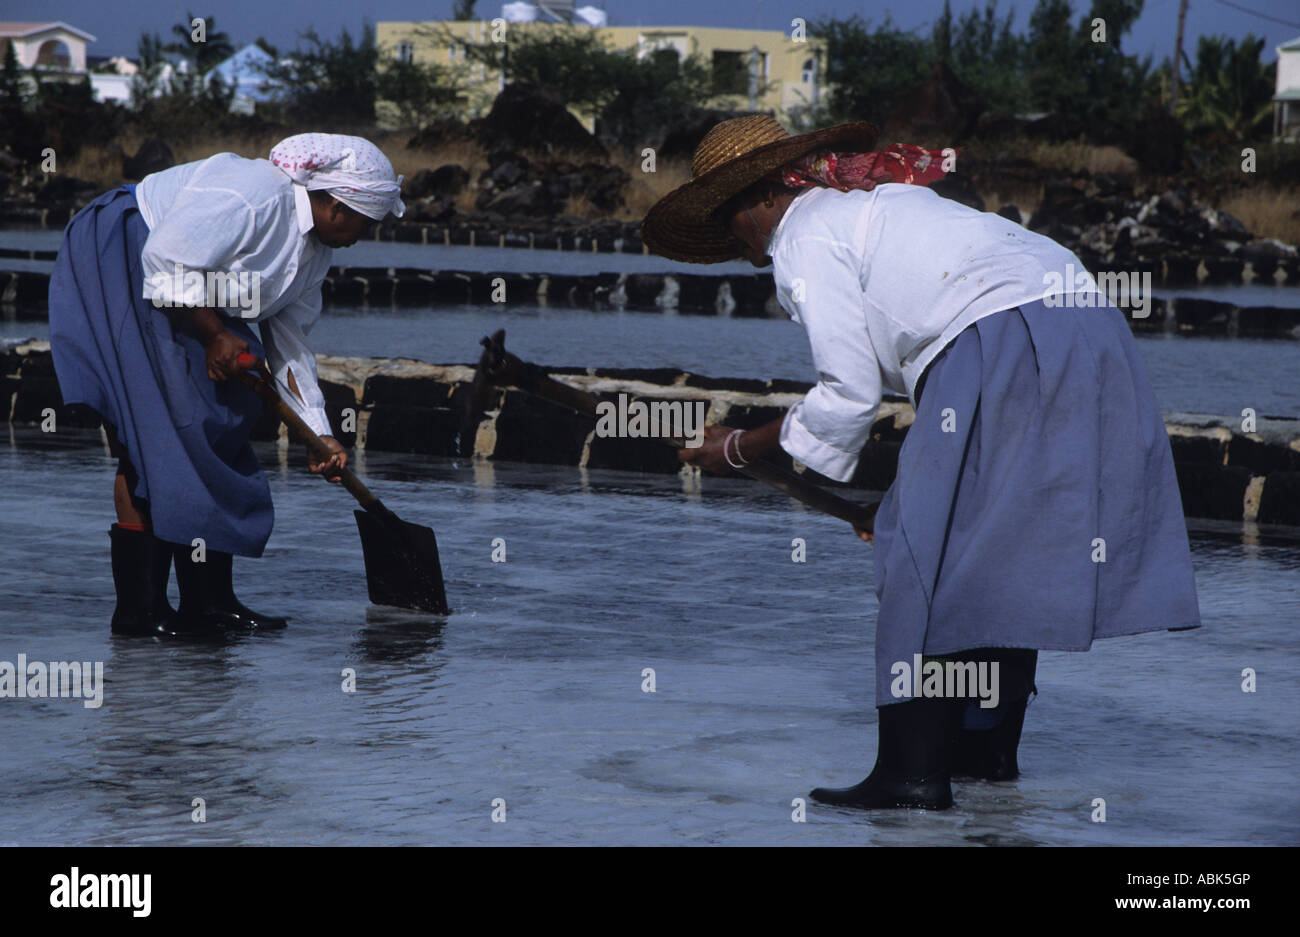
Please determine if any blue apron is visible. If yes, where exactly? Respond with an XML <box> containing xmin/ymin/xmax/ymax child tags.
<box><xmin>48</xmin><ymin>185</ymin><xmax>274</xmax><ymax>557</ymax></box>
<box><xmin>870</xmin><ymin>299</ymin><xmax>1202</xmax><ymax>706</ymax></box>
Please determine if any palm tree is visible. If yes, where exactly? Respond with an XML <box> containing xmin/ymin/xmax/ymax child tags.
<box><xmin>165</xmin><ymin>12</ymin><xmax>235</xmax><ymax>75</ymax></box>
<box><xmin>1178</xmin><ymin>35</ymin><xmax>1275</xmax><ymax>142</ymax></box>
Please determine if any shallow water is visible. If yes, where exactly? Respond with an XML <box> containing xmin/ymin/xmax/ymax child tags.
<box><xmin>0</xmin><ymin>229</ymin><xmax>758</xmax><ymax>277</ymax></box>
<box><xmin>6</xmin><ymin>303</ymin><xmax>1298</xmax><ymax>417</ymax></box>
<box><xmin>1</xmin><ymin>427</ymin><xmax>1297</xmax><ymax>845</ymax></box>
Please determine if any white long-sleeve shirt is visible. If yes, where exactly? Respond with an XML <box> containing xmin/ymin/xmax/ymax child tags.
<box><xmin>769</xmin><ymin>184</ymin><xmax>1092</xmax><ymax>482</ymax></box>
<box><xmin>135</xmin><ymin>153</ymin><xmax>335</xmax><ymax>435</ymax></box>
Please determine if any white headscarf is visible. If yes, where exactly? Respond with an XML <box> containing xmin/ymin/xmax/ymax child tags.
<box><xmin>269</xmin><ymin>133</ymin><xmax>405</xmax><ymax>220</ymax></box>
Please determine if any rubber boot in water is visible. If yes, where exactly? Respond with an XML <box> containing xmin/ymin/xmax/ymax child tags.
<box><xmin>173</xmin><ymin>545</ymin><xmax>287</xmax><ymax>631</ymax></box>
<box><xmin>952</xmin><ymin>650</ymin><xmax>1038</xmax><ymax>781</ymax></box>
<box><xmin>109</xmin><ymin>526</ymin><xmax>217</xmax><ymax>638</ymax></box>
<box><xmin>809</xmin><ymin>696</ymin><xmax>964</xmax><ymax>810</ymax></box>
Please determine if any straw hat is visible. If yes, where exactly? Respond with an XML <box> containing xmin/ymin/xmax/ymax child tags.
<box><xmin>641</xmin><ymin>114</ymin><xmax>877</xmax><ymax>264</ymax></box>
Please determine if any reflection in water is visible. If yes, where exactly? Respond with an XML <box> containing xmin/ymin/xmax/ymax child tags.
<box><xmin>93</xmin><ymin>637</ymin><xmax>259</xmax><ymax>844</ymax></box>
<box><xmin>356</xmin><ymin>607</ymin><xmax>447</xmax><ymax>664</ymax></box>
<box><xmin>2</xmin><ymin>430</ymin><xmax>1298</xmax><ymax>845</ymax></box>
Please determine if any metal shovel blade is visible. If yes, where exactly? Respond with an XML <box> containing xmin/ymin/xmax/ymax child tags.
<box><xmin>354</xmin><ymin>509</ymin><xmax>449</xmax><ymax>614</ymax></box>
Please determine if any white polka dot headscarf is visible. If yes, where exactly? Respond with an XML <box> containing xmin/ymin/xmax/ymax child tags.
<box><xmin>269</xmin><ymin>133</ymin><xmax>406</xmax><ymax>220</ymax></box>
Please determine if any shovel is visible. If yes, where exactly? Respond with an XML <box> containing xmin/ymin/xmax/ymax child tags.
<box><xmin>461</xmin><ymin>330</ymin><xmax>879</xmax><ymax>530</ymax></box>
<box><xmin>235</xmin><ymin>353</ymin><xmax>449</xmax><ymax>614</ymax></box>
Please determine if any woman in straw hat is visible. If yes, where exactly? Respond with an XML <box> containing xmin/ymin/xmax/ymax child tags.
<box><xmin>643</xmin><ymin>115</ymin><xmax>1200</xmax><ymax>810</ymax></box>
<box><xmin>48</xmin><ymin>133</ymin><xmax>405</xmax><ymax>637</ymax></box>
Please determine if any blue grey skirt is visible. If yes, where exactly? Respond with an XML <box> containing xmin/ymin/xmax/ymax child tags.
<box><xmin>871</xmin><ymin>298</ymin><xmax>1201</xmax><ymax>706</ymax></box>
<box><xmin>48</xmin><ymin>186</ymin><xmax>273</xmax><ymax>557</ymax></box>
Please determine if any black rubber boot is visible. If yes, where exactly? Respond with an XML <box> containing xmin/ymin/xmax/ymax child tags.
<box><xmin>173</xmin><ymin>545</ymin><xmax>287</xmax><ymax>631</ymax></box>
<box><xmin>953</xmin><ymin>698</ymin><xmax>1032</xmax><ymax>781</ymax></box>
<box><xmin>109</xmin><ymin>526</ymin><xmax>219</xmax><ymax>638</ymax></box>
<box><xmin>809</xmin><ymin>696</ymin><xmax>965</xmax><ymax>810</ymax></box>
<box><xmin>952</xmin><ymin>650</ymin><xmax>1038</xmax><ymax>781</ymax></box>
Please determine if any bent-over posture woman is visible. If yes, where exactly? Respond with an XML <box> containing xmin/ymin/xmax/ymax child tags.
<box><xmin>643</xmin><ymin>116</ymin><xmax>1200</xmax><ymax>809</ymax></box>
<box><xmin>49</xmin><ymin>133</ymin><xmax>405</xmax><ymax>637</ymax></box>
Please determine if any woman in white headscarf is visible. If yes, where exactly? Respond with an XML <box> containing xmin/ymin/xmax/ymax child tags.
<box><xmin>48</xmin><ymin>133</ymin><xmax>405</xmax><ymax>637</ymax></box>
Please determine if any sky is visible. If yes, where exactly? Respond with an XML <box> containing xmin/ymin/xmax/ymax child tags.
<box><xmin>9</xmin><ymin>0</ymin><xmax>1300</xmax><ymax>65</ymax></box>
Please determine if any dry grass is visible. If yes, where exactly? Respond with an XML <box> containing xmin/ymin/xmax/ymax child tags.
<box><xmin>609</xmin><ymin>152</ymin><xmax>690</xmax><ymax>222</ymax></box>
<box><xmin>63</xmin><ymin>142</ymin><xmax>136</xmax><ymax>188</ymax></box>
<box><xmin>384</xmin><ymin>137</ymin><xmax>486</xmax><ymax>181</ymax></box>
<box><xmin>63</xmin><ymin>129</ymin><xmax>288</xmax><ymax>187</ymax></box>
<box><xmin>63</xmin><ymin>131</ymin><xmax>1172</xmax><ymax>232</ymax></box>
<box><xmin>63</xmin><ymin>131</ymin><xmax>492</xmax><ymax>186</ymax></box>
<box><xmin>961</xmin><ymin>136</ymin><xmax>1138</xmax><ymax>224</ymax></box>
<box><xmin>1219</xmin><ymin>187</ymin><xmax>1300</xmax><ymax>245</ymax></box>
<box><xmin>1018</xmin><ymin>140</ymin><xmax>1138</xmax><ymax>176</ymax></box>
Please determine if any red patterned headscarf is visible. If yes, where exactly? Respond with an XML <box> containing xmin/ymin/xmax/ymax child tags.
<box><xmin>773</xmin><ymin>144</ymin><xmax>952</xmax><ymax>192</ymax></box>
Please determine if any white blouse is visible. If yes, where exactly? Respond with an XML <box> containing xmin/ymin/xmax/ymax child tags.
<box><xmin>768</xmin><ymin>184</ymin><xmax>1093</xmax><ymax>482</ymax></box>
<box><xmin>135</xmin><ymin>153</ymin><xmax>335</xmax><ymax>436</ymax></box>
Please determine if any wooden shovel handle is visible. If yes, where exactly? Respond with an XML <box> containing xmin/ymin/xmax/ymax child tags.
<box><xmin>234</xmin><ymin>354</ymin><xmax>382</xmax><ymax>512</ymax></box>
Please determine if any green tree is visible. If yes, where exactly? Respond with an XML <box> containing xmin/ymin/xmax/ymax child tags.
<box><xmin>165</xmin><ymin>13</ymin><xmax>235</xmax><ymax>75</ymax></box>
<box><xmin>263</xmin><ymin>24</ymin><xmax>380</xmax><ymax>126</ymax></box>
<box><xmin>1022</xmin><ymin>0</ymin><xmax>1152</xmax><ymax>140</ymax></box>
<box><xmin>949</xmin><ymin>0</ymin><xmax>1027</xmax><ymax>113</ymax></box>
<box><xmin>377</xmin><ymin>58</ymin><xmax>464</xmax><ymax>127</ymax></box>
<box><xmin>130</xmin><ymin>32</ymin><xmax>167</xmax><ymax>108</ymax></box>
<box><xmin>1075</xmin><ymin>0</ymin><xmax>1152</xmax><ymax>140</ymax></box>
<box><xmin>1025</xmin><ymin>0</ymin><xmax>1085</xmax><ymax>115</ymax></box>
<box><xmin>933</xmin><ymin>1</ymin><xmax>954</xmax><ymax>65</ymax></box>
<box><xmin>1178</xmin><ymin>35</ymin><xmax>1275</xmax><ymax>141</ymax></box>
<box><xmin>1</xmin><ymin>40</ymin><xmax>25</xmax><ymax>108</ymax></box>
<box><xmin>441</xmin><ymin>25</ymin><xmax>621</xmax><ymax>118</ymax></box>
<box><xmin>810</xmin><ymin>14</ymin><xmax>930</xmax><ymax>125</ymax></box>
<box><xmin>452</xmin><ymin>0</ymin><xmax>478</xmax><ymax>20</ymax></box>
<box><xmin>597</xmin><ymin>49</ymin><xmax>714</xmax><ymax>147</ymax></box>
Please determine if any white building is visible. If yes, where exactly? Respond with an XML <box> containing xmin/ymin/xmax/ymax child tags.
<box><xmin>207</xmin><ymin>43</ymin><xmax>283</xmax><ymax>114</ymax></box>
<box><xmin>500</xmin><ymin>2</ymin><xmax>607</xmax><ymax>25</ymax></box>
<box><xmin>0</xmin><ymin>21</ymin><xmax>137</xmax><ymax>105</ymax></box>
<box><xmin>1274</xmin><ymin>35</ymin><xmax>1300</xmax><ymax>141</ymax></box>
<box><xmin>0</xmin><ymin>21</ymin><xmax>95</xmax><ymax>72</ymax></box>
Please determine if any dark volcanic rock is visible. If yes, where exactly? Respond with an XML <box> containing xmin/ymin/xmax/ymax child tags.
<box><xmin>405</xmin><ymin>196</ymin><xmax>456</xmax><ymax>224</ymax></box>
<box><xmin>406</xmin><ymin>117</ymin><xmax>472</xmax><ymax>151</ymax></box>
<box><xmin>487</xmin><ymin>153</ymin><xmax>528</xmax><ymax>188</ymax></box>
<box><xmin>471</xmin><ymin>83</ymin><xmax>606</xmax><ymax>158</ymax></box>
<box><xmin>406</xmin><ymin>164</ymin><xmax>469</xmax><ymax>199</ymax></box>
<box><xmin>122</xmin><ymin>138</ymin><xmax>175</xmax><ymax>181</ymax></box>
<box><xmin>473</xmin><ymin>150</ymin><xmax>629</xmax><ymax>219</ymax></box>
<box><xmin>481</xmin><ymin>181</ymin><xmax>552</xmax><ymax>218</ymax></box>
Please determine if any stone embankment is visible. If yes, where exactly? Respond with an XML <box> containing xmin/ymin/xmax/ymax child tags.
<box><xmin>5</xmin><ymin>340</ymin><xmax>1298</xmax><ymax>526</ymax></box>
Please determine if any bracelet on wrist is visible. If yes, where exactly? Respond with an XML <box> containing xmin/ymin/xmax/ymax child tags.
<box><xmin>723</xmin><ymin>429</ymin><xmax>750</xmax><ymax>470</ymax></box>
